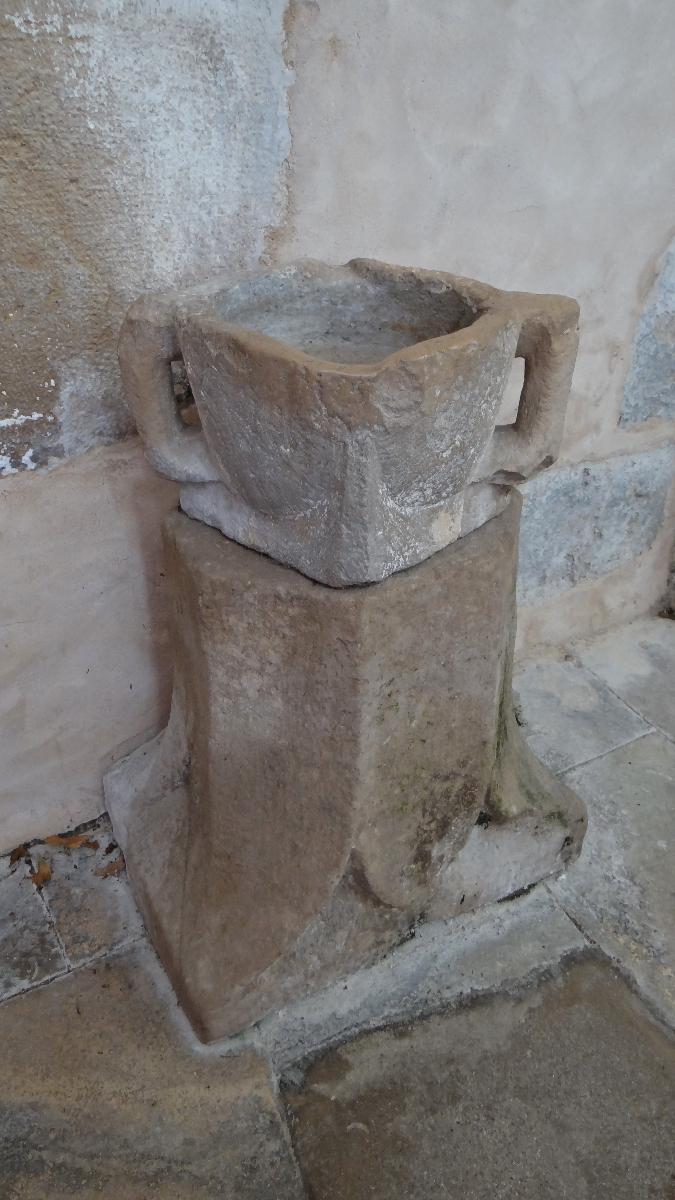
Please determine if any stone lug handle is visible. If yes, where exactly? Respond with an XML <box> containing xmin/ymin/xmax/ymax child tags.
<box><xmin>478</xmin><ymin>292</ymin><xmax>580</xmax><ymax>483</ymax></box>
<box><xmin>118</xmin><ymin>295</ymin><xmax>218</xmax><ymax>484</ymax></box>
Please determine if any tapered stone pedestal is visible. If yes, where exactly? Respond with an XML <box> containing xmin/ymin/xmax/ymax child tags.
<box><xmin>104</xmin><ymin>493</ymin><xmax>585</xmax><ymax>1042</ymax></box>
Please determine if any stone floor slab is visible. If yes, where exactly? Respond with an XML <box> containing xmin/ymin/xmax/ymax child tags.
<box><xmin>514</xmin><ymin>659</ymin><xmax>650</xmax><ymax>773</ymax></box>
<box><xmin>0</xmin><ymin>942</ymin><xmax>304</xmax><ymax>1199</ymax></box>
<box><xmin>576</xmin><ymin>615</ymin><xmax>675</xmax><ymax>739</ymax></box>
<box><xmin>258</xmin><ymin>889</ymin><xmax>585</xmax><ymax>1073</ymax></box>
<box><xmin>38</xmin><ymin>815</ymin><xmax>144</xmax><ymax>965</ymax></box>
<box><xmin>283</xmin><ymin>959</ymin><xmax>675</xmax><ymax>1200</ymax></box>
<box><xmin>551</xmin><ymin>731</ymin><xmax>675</xmax><ymax>1025</ymax></box>
<box><xmin>0</xmin><ymin>854</ymin><xmax>66</xmax><ymax>1002</ymax></box>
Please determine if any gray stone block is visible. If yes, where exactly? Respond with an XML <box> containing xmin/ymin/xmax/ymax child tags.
<box><xmin>517</xmin><ymin>447</ymin><xmax>674</xmax><ymax>604</ymax></box>
<box><xmin>622</xmin><ymin>241</ymin><xmax>675</xmax><ymax>424</ymax></box>
<box><xmin>37</xmin><ymin>815</ymin><xmax>144</xmax><ymax>966</ymax></box>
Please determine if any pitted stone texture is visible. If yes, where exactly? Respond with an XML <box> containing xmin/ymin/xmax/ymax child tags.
<box><xmin>517</xmin><ymin>446</ymin><xmax>675</xmax><ymax>604</ymax></box>
<box><xmin>121</xmin><ymin>259</ymin><xmax>579</xmax><ymax>585</ymax></box>
<box><xmin>622</xmin><ymin>240</ymin><xmax>675</xmax><ymax>424</ymax></box>
<box><xmin>105</xmin><ymin>497</ymin><xmax>584</xmax><ymax>1041</ymax></box>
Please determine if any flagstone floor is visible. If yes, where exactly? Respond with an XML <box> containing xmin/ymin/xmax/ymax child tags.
<box><xmin>1</xmin><ymin>616</ymin><xmax>674</xmax><ymax>1198</ymax></box>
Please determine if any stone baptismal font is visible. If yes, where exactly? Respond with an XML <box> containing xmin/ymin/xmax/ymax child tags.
<box><xmin>105</xmin><ymin>259</ymin><xmax>586</xmax><ymax>1042</ymax></box>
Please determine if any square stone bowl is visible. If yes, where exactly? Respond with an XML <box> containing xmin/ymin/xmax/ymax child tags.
<box><xmin>119</xmin><ymin>259</ymin><xmax>579</xmax><ymax>585</ymax></box>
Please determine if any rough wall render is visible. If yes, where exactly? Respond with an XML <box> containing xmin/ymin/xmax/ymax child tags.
<box><xmin>0</xmin><ymin>0</ymin><xmax>291</xmax><ymax>472</ymax></box>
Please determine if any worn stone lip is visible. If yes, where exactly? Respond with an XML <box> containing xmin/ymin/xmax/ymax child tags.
<box><xmin>174</xmin><ymin>258</ymin><xmax>517</xmax><ymax>378</ymax></box>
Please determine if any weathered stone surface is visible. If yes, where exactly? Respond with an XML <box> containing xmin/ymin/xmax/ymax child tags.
<box><xmin>0</xmin><ymin>942</ymin><xmax>304</xmax><ymax>1198</ymax></box>
<box><xmin>121</xmin><ymin>259</ymin><xmax>579</xmax><ymax>585</ymax></box>
<box><xmin>514</xmin><ymin>659</ymin><xmax>650</xmax><ymax>773</ymax></box>
<box><xmin>282</xmin><ymin>960</ymin><xmax>675</xmax><ymax>1200</ymax></box>
<box><xmin>622</xmin><ymin>239</ymin><xmax>675</xmax><ymax>424</ymax></box>
<box><xmin>105</xmin><ymin>496</ymin><xmax>585</xmax><ymax>1041</ymax></box>
<box><xmin>576</xmin><ymin>615</ymin><xmax>675</xmax><ymax>740</ymax></box>
<box><xmin>0</xmin><ymin>852</ymin><xmax>67</xmax><ymax>1001</ymax></box>
<box><xmin>552</xmin><ymin>731</ymin><xmax>675</xmax><ymax>1025</ymax></box>
<box><xmin>517</xmin><ymin>446</ymin><xmax>675</xmax><ymax>603</ymax></box>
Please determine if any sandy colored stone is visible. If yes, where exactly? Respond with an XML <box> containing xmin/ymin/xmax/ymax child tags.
<box><xmin>121</xmin><ymin>259</ymin><xmax>578</xmax><ymax>585</ymax></box>
<box><xmin>0</xmin><ymin>942</ymin><xmax>303</xmax><ymax>1199</ymax></box>
<box><xmin>282</xmin><ymin>959</ymin><xmax>675</xmax><ymax>1200</ymax></box>
<box><xmin>105</xmin><ymin>496</ymin><xmax>584</xmax><ymax>1041</ymax></box>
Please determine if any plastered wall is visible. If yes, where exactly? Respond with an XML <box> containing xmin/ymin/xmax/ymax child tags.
<box><xmin>2</xmin><ymin>0</ymin><xmax>674</xmax><ymax>847</ymax></box>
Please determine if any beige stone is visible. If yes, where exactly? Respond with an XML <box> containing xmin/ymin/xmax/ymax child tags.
<box><xmin>120</xmin><ymin>259</ymin><xmax>578</xmax><ymax>585</ymax></box>
<box><xmin>105</xmin><ymin>496</ymin><xmax>585</xmax><ymax>1042</ymax></box>
<box><xmin>0</xmin><ymin>441</ymin><xmax>178</xmax><ymax>852</ymax></box>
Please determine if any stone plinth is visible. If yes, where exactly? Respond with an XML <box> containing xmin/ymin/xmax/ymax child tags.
<box><xmin>104</xmin><ymin>493</ymin><xmax>585</xmax><ymax>1042</ymax></box>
